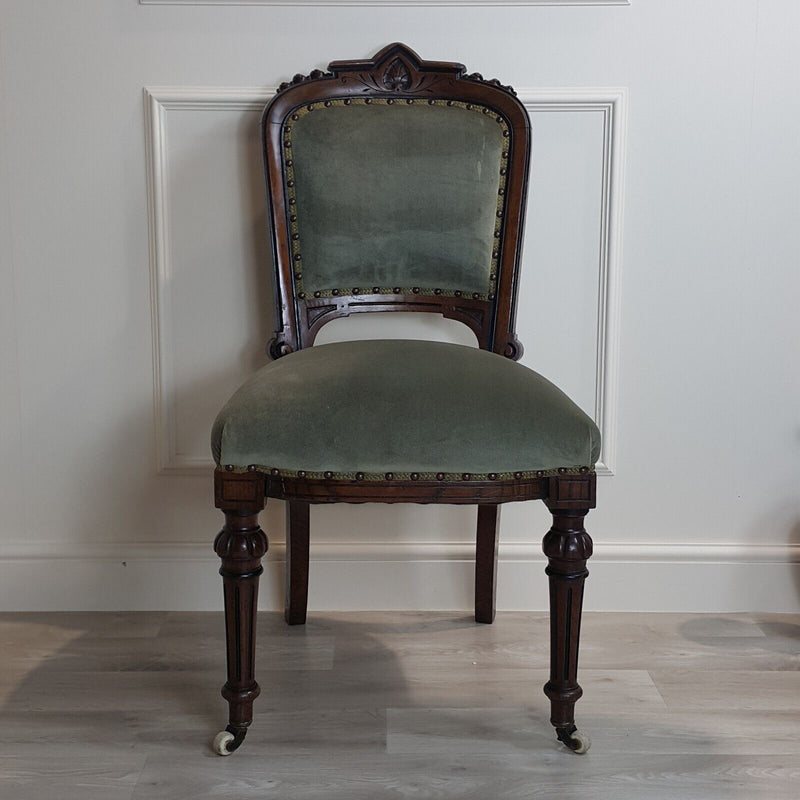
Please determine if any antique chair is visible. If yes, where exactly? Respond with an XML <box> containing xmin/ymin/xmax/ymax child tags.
<box><xmin>210</xmin><ymin>43</ymin><xmax>599</xmax><ymax>757</ymax></box>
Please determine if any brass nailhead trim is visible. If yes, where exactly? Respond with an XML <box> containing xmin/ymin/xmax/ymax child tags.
<box><xmin>385</xmin><ymin>472</ymin><xmax>393</xmax><ymax>480</ymax></box>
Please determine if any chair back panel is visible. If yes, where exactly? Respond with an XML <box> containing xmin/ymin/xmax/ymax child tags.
<box><xmin>288</xmin><ymin>100</ymin><xmax>506</xmax><ymax>299</ymax></box>
<box><xmin>263</xmin><ymin>44</ymin><xmax>531</xmax><ymax>360</ymax></box>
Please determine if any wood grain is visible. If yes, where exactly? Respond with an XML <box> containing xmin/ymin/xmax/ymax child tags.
<box><xmin>0</xmin><ymin>610</ymin><xmax>798</xmax><ymax>799</ymax></box>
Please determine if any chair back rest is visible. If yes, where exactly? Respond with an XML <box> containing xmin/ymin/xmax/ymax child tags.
<box><xmin>263</xmin><ymin>44</ymin><xmax>530</xmax><ymax>359</ymax></box>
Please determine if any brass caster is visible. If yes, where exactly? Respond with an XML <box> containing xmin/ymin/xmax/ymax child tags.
<box><xmin>556</xmin><ymin>724</ymin><xmax>591</xmax><ymax>754</ymax></box>
<box><xmin>212</xmin><ymin>725</ymin><xmax>247</xmax><ymax>756</ymax></box>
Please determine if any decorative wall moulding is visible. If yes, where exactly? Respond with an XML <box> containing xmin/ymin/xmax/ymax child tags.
<box><xmin>140</xmin><ymin>1</ymin><xmax>629</xmax><ymax>6</ymax></box>
<box><xmin>144</xmin><ymin>86</ymin><xmax>626</xmax><ymax>476</ymax></box>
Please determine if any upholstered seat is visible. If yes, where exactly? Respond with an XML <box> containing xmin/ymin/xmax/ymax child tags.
<box><xmin>212</xmin><ymin>339</ymin><xmax>600</xmax><ymax>478</ymax></box>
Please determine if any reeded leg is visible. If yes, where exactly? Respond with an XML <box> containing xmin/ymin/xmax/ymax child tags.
<box><xmin>475</xmin><ymin>504</ymin><xmax>500</xmax><ymax>623</ymax></box>
<box><xmin>212</xmin><ymin>469</ymin><xmax>267</xmax><ymax>755</ymax></box>
<box><xmin>543</xmin><ymin>474</ymin><xmax>595</xmax><ymax>754</ymax></box>
<box><xmin>285</xmin><ymin>500</ymin><xmax>310</xmax><ymax>626</ymax></box>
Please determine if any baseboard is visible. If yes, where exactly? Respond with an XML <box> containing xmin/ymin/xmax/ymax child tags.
<box><xmin>1</xmin><ymin>542</ymin><xmax>798</xmax><ymax>612</ymax></box>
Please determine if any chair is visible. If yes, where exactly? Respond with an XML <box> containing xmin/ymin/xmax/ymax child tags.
<box><xmin>210</xmin><ymin>43</ymin><xmax>599</xmax><ymax>757</ymax></box>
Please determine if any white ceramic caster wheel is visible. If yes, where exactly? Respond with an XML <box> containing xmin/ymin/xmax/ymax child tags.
<box><xmin>213</xmin><ymin>730</ymin><xmax>235</xmax><ymax>756</ymax></box>
<box><xmin>567</xmin><ymin>729</ymin><xmax>591</xmax><ymax>754</ymax></box>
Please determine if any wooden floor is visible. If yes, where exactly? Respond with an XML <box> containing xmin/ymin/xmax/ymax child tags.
<box><xmin>0</xmin><ymin>610</ymin><xmax>798</xmax><ymax>799</ymax></box>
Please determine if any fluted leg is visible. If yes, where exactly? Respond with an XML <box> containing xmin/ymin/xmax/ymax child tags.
<box><xmin>285</xmin><ymin>500</ymin><xmax>310</xmax><ymax>625</ymax></box>
<box><xmin>543</xmin><ymin>474</ymin><xmax>595</xmax><ymax>753</ymax></box>
<box><xmin>212</xmin><ymin>471</ymin><xmax>268</xmax><ymax>756</ymax></box>
<box><xmin>475</xmin><ymin>504</ymin><xmax>500</xmax><ymax>623</ymax></box>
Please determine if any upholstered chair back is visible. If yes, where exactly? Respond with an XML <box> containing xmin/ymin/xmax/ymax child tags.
<box><xmin>262</xmin><ymin>44</ymin><xmax>530</xmax><ymax>359</ymax></box>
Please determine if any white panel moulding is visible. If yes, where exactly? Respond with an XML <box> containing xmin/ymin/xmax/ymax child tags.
<box><xmin>144</xmin><ymin>86</ymin><xmax>627</xmax><ymax>475</ymax></box>
<box><xmin>140</xmin><ymin>1</ymin><xmax>629</xmax><ymax>7</ymax></box>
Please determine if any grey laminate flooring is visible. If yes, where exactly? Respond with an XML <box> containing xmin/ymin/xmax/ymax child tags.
<box><xmin>0</xmin><ymin>610</ymin><xmax>798</xmax><ymax>799</ymax></box>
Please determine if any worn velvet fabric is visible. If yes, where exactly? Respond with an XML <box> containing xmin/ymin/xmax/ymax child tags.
<box><xmin>290</xmin><ymin>104</ymin><xmax>503</xmax><ymax>295</ymax></box>
<box><xmin>211</xmin><ymin>340</ymin><xmax>601</xmax><ymax>475</ymax></box>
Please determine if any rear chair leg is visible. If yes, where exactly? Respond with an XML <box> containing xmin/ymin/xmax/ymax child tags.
<box><xmin>543</xmin><ymin>474</ymin><xmax>595</xmax><ymax>754</ymax></box>
<box><xmin>475</xmin><ymin>504</ymin><xmax>500</xmax><ymax>623</ymax></box>
<box><xmin>285</xmin><ymin>500</ymin><xmax>310</xmax><ymax>625</ymax></box>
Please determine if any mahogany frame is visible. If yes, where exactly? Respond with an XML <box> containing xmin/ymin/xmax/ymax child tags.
<box><xmin>211</xmin><ymin>43</ymin><xmax>596</xmax><ymax>757</ymax></box>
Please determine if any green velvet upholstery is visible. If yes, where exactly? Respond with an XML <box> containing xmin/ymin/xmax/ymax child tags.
<box><xmin>212</xmin><ymin>340</ymin><xmax>601</xmax><ymax>478</ymax></box>
<box><xmin>288</xmin><ymin>101</ymin><xmax>505</xmax><ymax>297</ymax></box>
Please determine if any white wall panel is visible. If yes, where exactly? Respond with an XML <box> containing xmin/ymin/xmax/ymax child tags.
<box><xmin>0</xmin><ymin>0</ymin><xmax>798</xmax><ymax>612</ymax></box>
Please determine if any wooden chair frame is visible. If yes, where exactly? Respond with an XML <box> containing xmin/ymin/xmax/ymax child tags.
<box><xmin>211</xmin><ymin>44</ymin><xmax>596</xmax><ymax>756</ymax></box>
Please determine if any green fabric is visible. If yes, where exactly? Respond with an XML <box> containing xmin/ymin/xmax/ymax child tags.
<box><xmin>211</xmin><ymin>340</ymin><xmax>601</xmax><ymax>475</ymax></box>
<box><xmin>289</xmin><ymin>103</ymin><xmax>504</xmax><ymax>296</ymax></box>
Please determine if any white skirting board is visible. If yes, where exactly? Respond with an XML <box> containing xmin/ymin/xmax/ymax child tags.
<box><xmin>0</xmin><ymin>542</ymin><xmax>798</xmax><ymax>612</ymax></box>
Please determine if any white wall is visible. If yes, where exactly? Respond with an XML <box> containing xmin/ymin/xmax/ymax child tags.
<box><xmin>0</xmin><ymin>0</ymin><xmax>798</xmax><ymax>612</ymax></box>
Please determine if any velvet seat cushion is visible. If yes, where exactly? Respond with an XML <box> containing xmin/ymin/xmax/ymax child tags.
<box><xmin>212</xmin><ymin>339</ymin><xmax>600</xmax><ymax>479</ymax></box>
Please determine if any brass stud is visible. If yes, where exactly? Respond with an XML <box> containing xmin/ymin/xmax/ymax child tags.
<box><xmin>372</xmin><ymin>286</ymin><xmax>380</xmax><ymax>294</ymax></box>
<box><xmin>393</xmin><ymin>287</ymin><xmax>401</xmax><ymax>294</ymax></box>
<box><xmin>290</xmin><ymin>215</ymin><xmax>297</xmax><ymax>222</ymax></box>
<box><xmin>407</xmin><ymin>99</ymin><xmax>414</xmax><ymax>104</ymax></box>
<box><xmin>558</xmin><ymin>467</ymin><xmax>567</xmax><ymax>474</ymax></box>
<box><xmin>494</xmin><ymin>231</ymin><xmax>500</xmax><ymax>238</ymax></box>
<box><xmin>365</xmin><ymin>98</ymin><xmax>372</xmax><ymax>104</ymax></box>
<box><xmin>410</xmin><ymin>472</ymin><xmax>419</xmax><ymax>480</ymax></box>
<box><xmin>496</xmin><ymin>210</ymin><xmax>503</xmax><ymax>218</ymax></box>
<box><xmin>498</xmin><ymin>188</ymin><xmax>504</xmax><ymax>196</ymax></box>
<box><xmin>225</xmin><ymin>464</ymin><xmax>234</xmax><ymax>471</ymax></box>
<box><xmin>246</xmin><ymin>465</ymin><xmax>256</xmax><ymax>472</ymax></box>
<box><xmin>270</xmin><ymin>468</ymin><xmax>280</xmax><ymax>476</ymax></box>
<box><xmin>355</xmin><ymin>472</ymin><xmax>364</xmax><ymax>481</ymax></box>
<box><xmin>503</xmin><ymin>129</ymin><xmax>510</xmax><ymax>137</ymax></box>
<box><xmin>454</xmin><ymin>290</ymin><xmax>462</xmax><ymax>297</ymax></box>
<box><xmin>434</xmin><ymin>288</ymin><xmax>442</xmax><ymax>295</ymax></box>
<box><xmin>466</xmin><ymin>104</ymin><xmax>472</xmax><ymax>110</ymax></box>
<box><xmin>313</xmin><ymin>291</ymin><xmax>321</xmax><ymax>298</ymax></box>
<box><xmin>332</xmin><ymin>288</ymin><xmax>339</xmax><ymax>296</ymax></box>
<box><xmin>307</xmin><ymin>104</ymin><xmax>314</xmax><ymax>111</ymax></box>
<box><xmin>496</xmin><ymin>115</ymin><xmax>503</xmax><ymax>122</ymax></box>
<box><xmin>500</xmin><ymin>168</ymin><xmax>507</xmax><ymax>176</ymax></box>
<box><xmin>289</xmin><ymin>198</ymin><xmax>296</xmax><ymax>205</ymax></box>
<box><xmin>447</xmin><ymin>100</ymin><xmax>454</xmax><ymax>106</ymax></box>
<box><xmin>385</xmin><ymin>472</ymin><xmax>393</xmax><ymax>480</ymax></box>
<box><xmin>514</xmin><ymin>471</ymin><xmax>522</xmax><ymax>480</ymax></box>
<box><xmin>298</xmin><ymin>291</ymin><xmax>305</xmax><ymax>299</ymax></box>
<box><xmin>488</xmin><ymin>293</ymin><xmax>495</xmax><ymax>300</ymax></box>
<box><xmin>352</xmin><ymin>287</ymin><xmax>360</xmax><ymax>294</ymax></box>
<box><xmin>536</xmin><ymin>470</ymin><xmax>545</xmax><ymax>477</ymax></box>
<box><xmin>295</xmin><ymin>273</ymin><xmax>302</xmax><ymax>280</ymax></box>
<box><xmin>344</xmin><ymin>98</ymin><xmax>351</xmax><ymax>105</ymax></box>
<box><xmin>472</xmin><ymin>292</ymin><xmax>479</xmax><ymax>299</ymax></box>
<box><xmin>488</xmin><ymin>473</ymin><xmax>497</xmax><ymax>480</ymax></box>
<box><xmin>292</xmin><ymin>233</ymin><xmax>300</xmax><ymax>241</ymax></box>
<box><xmin>287</xmin><ymin>180</ymin><xmax>294</xmax><ymax>187</ymax></box>
<box><xmin>387</xmin><ymin>98</ymin><xmax>394</xmax><ymax>105</ymax></box>
<box><xmin>428</xmin><ymin>99</ymin><xmax>435</xmax><ymax>105</ymax></box>
<box><xmin>284</xmin><ymin>126</ymin><xmax>291</xmax><ymax>134</ymax></box>
<box><xmin>324</xmin><ymin>470</ymin><xmax>333</xmax><ymax>479</ymax></box>
<box><xmin>436</xmin><ymin>472</ymin><xmax>445</xmax><ymax>481</ymax></box>
<box><xmin>412</xmin><ymin>287</ymin><xmax>420</xmax><ymax>294</ymax></box>
<box><xmin>483</xmin><ymin>107</ymin><xmax>490</xmax><ymax>115</ymax></box>
<box><xmin>324</xmin><ymin>100</ymin><xmax>331</xmax><ymax>107</ymax></box>
<box><xmin>298</xmin><ymin>470</ymin><xmax>306</xmax><ymax>478</ymax></box>
<box><xmin>286</xmin><ymin>159</ymin><xmax>293</xmax><ymax>166</ymax></box>
<box><xmin>580</xmin><ymin>466</ymin><xmax>589</xmax><ymax>473</ymax></box>
<box><xmin>462</xmin><ymin>473</ymin><xmax>471</xmax><ymax>481</ymax></box>
<box><xmin>291</xmin><ymin>114</ymin><xmax>299</xmax><ymax>121</ymax></box>
<box><xmin>294</xmin><ymin>254</ymin><xmax>302</xmax><ymax>261</ymax></box>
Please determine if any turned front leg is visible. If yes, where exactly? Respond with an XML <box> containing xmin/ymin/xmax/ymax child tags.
<box><xmin>543</xmin><ymin>474</ymin><xmax>595</xmax><ymax>753</ymax></box>
<box><xmin>212</xmin><ymin>502</ymin><xmax>267</xmax><ymax>754</ymax></box>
